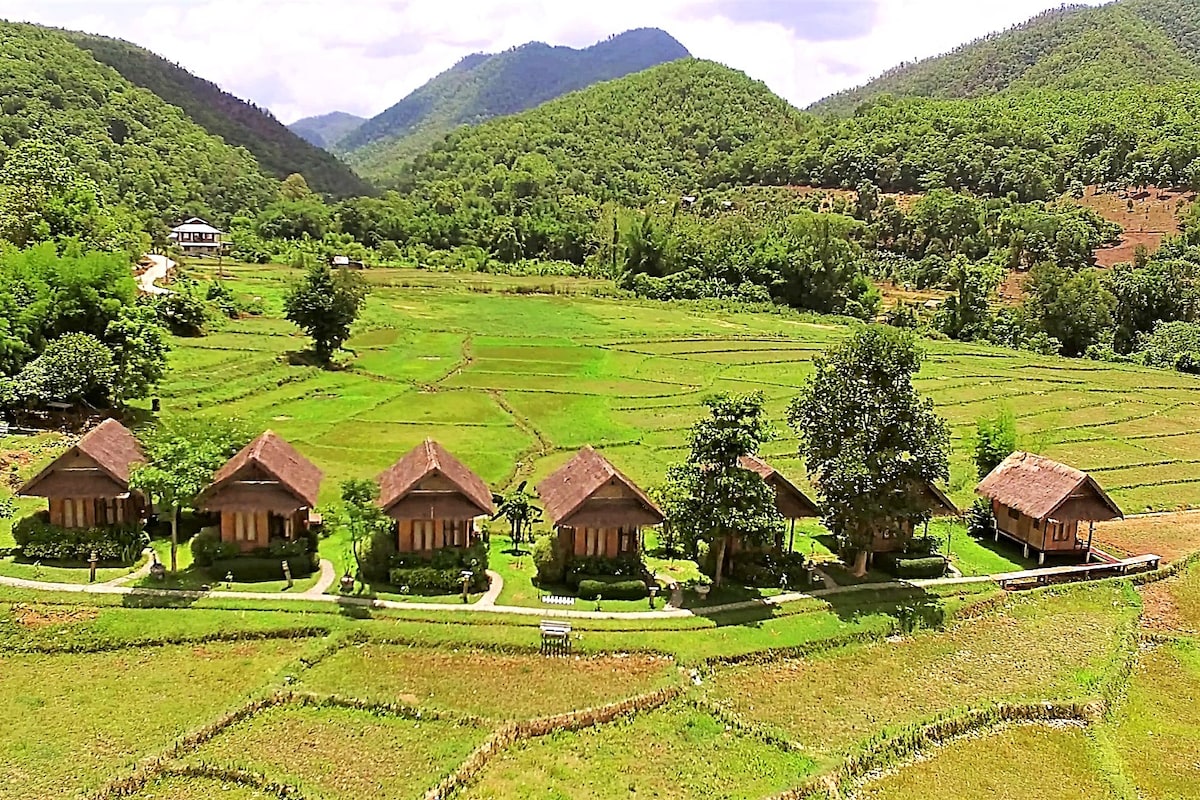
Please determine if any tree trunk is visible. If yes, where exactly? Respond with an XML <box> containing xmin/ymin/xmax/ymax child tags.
<box><xmin>170</xmin><ymin>505</ymin><xmax>179</xmax><ymax>573</ymax></box>
<box><xmin>851</xmin><ymin>547</ymin><xmax>869</xmax><ymax>578</ymax></box>
<box><xmin>713</xmin><ymin>536</ymin><xmax>728</xmax><ymax>587</ymax></box>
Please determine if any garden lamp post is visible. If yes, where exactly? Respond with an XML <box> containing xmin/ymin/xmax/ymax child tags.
<box><xmin>88</xmin><ymin>549</ymin><xmax>99</xmax><ymax>583</ymax></box>
<box><xmin>648</xmin><ymin>584</ymin><xmax>659</xmax><ymax>609</ymax></box>
<box><xmin>282</xmin><ymin>559</ymin><xmax>293</xmax><ymax>589</ymax></box>
<box><xmin>460</xmin><ymin>570</ymin><xmax>473</xmax><ymax>604</ymax></box>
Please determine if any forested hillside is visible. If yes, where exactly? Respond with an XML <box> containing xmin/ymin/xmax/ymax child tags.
<box><xmin>66</xmin><ymin>32</ymin><xmax>372</xmax><ymax>198</ymax></box>
<box><xmin>289</xmin><ymin>111</ymin><xmax>365</xmax><ymax>150</ymax></box>
<box><xmin>0</xmin><ymin>22</ymin><xmax>277</xmax><ymax>232</ymax></box>
<box><xmin>342</xmin><ymin>28</ymin><xmax>690</xmax><ymax>180</ymax></box>
<box><xmin>816</xmin><ymin>0</ymin><xmax>1200</xmax><ymax>113</ymax></box>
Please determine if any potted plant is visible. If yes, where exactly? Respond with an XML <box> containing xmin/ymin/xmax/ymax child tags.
<box><xmin>691</xmin><ymin>576</ymin><xmax>712</xmax><ymax>601</ymax></box>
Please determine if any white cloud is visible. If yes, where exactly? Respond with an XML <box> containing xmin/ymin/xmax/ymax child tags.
<box><xmin>5</xmin><ymin>0</ymin><xmax>1107</xmax><ymax>123</ymax></box>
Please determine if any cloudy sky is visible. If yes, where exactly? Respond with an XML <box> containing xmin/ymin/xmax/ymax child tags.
<box><xmin>8</xmin><ymin>0</ymin><xmax>1108</xmax><ymax>124</ymax></box>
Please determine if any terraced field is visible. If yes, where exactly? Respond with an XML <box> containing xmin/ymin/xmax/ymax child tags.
<box><xmin>159</xmin><ymin>263</ymin><xmax>1200</xmax><ymax>517</ymax></box>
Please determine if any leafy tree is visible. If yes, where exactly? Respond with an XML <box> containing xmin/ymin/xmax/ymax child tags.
<box><xmin>1023</xmin><ymin>262</ymin><xmax>1115</xmax><ymax>357</ymax></box>
<box><xmin>789</xmin><ymin>327</ymin><xmax>950</xmax><ymax>577</ymax></box>
<box><xmin>130</xmin><ymin>418</ymin><xmax>249</xmax><ymax>572</ymax></box>
<box><xmin>279</xmin><ymin>173</ymin><xmax>315</xmax><ymax>201</ymax></box>
<box><xmin>104</xmin><ymin>306</ymin><xmax>168</xmax><ymax>407</ymax></box>
<box><xmin>14</xmin><ymin>333</ymin><xmax>114</xmax><ymax>406</ymax></box>
<box><xmin>974</xmin><ymin>409</ymin><xmax>1017</xmax><ymax>479</ymax></box>
<box><xmin>337</xmin><ymin>478</ymin><xmax>393</xmax><ymax>580</ymax></box>
<box><xmin>284</xmin><ymin>262</ymin><xmax>369</xmax><ymax>364</ymax></box>
<box><xmin>934</xmin><ymin>257</ymin><xmax>995</xmax><ymax>341</ymax></box>
<box><xmin>662</xmin><ymin>393</ymin><xmax>782</xmax><ymax>586</ymax></box>
<box><xmin>492</xmin><ymin>481</ymin><xmax>543</xmax><ymax>553</ymax></box>
<box><xmin>1107</xmin><ymin>259</ymin><xmax>1200</xmax><ymax>353</ymax></box>
<box><xmin>1138</xmin><ymin>320</ymin><xmax>1200</xmax><ymax>372</ymax></box>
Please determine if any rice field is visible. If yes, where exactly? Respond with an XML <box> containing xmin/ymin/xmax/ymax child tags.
<box><xmin>157</xmin><ymin>263</ymin><xmax>1200</xmax><ymax>518</ymax></box>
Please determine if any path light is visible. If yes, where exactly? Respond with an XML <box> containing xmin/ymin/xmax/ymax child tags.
<box><xmin>88</xmin><ymin>550</ymin><xmax>99</xmax><ymax>583</ymax></box>
<box><xmin>460</xmin><ymin>570</ymin><xmax>473</xmax><ymax>604</ymax></box>
<box><xmin>648</xmin><ymin>584</ymin><xmax>659</xmax><ymax>609</ymax></box>
<box><xmin>225</xmin><ymin>571</ymin><xmax>234</xmax><ymax>589</ymax></box>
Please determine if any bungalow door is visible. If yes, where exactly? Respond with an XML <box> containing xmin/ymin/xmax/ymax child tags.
<box><xmin>414</xmin><ymin>520</ymin><xmax>437</xmax><ymax>551</ymax></box>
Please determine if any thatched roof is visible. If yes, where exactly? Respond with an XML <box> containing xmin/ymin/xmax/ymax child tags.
<box><xmin>921</xmin><ymin>480</ymin><xmax>961</xmax><ymax>517</ymax></box>
<box><xmin>537</xmin><ymin>446</ymin><xmax>664</xmax><ymax>528</ymax></box>
<box><xmin>977</xmin><ymin>452</ymin><xmax>1122</xmax><ymax>523</ymax></box>
<box><xmin>377</xmin><ymin>439</ymin><xmax>493</xmax><ymax>519</ymax></box>
<box><xmin>198</xmin><ymin>431</ymin><xmax>321</xmax><ymax>509</ymax></box>
<box><xmin>739</xmin><ymin>455</ymin><xmax>821</xmax><ymax>519</ymax></box>
<box><xmin>19</xmin><ymin>418</ymin><xmax>144</xmax><ymax>498</ymax></box>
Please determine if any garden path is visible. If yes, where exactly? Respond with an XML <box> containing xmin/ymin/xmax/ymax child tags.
<box><xmin>476</xmin><ymin>570</ymin><xmax>504</xmax><ymax>607</ymax></box>
<box><xmin>137</xmin><ymin>255</ymin><xmax>174</xmax><ymax>295</ymax></box>
<box><xmin>303</xmin><ymin>560</ymin><xmax>336</xmax><ymax>597</ymax></box>
<box><xmin>102</xmin><ymin>548</ymin><xmax>155</xmax><ymax>587</ymax></box>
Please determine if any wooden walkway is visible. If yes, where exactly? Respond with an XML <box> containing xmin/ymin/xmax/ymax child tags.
<box><xmin>992</xmin><ymin>554</ymin><xmax>1161</xmax><ymax>591</ymax></box>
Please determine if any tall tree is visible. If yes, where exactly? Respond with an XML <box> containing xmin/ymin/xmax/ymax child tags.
<box><xmin>105</xmin><ymin>306</ymin><xmax>169</xmax><ymax>407</ymax></box>
<box><xmin>492</xmin><ymin>481</ymin><xmax>542</xmax><ymax>552</ymax></box>
<box><xmin>789</xmin><ymin>327</ymin><xmax>950</xmax><ymax>577</ymax></box>
<box><xmin>284</xmin><ymin>261</ymin><xmax>369</xmax><ymax>364</ymax></box>
<box><xmin>974</xmin><ymin>408</ymin><xmax>1017</xmax><ymax>479</ymax></box>
<box><xmin>338</xmin><ymin>478</ymin><xmax>393</xmax><ymax>579</ymax></box>
<box><xmin>130</xmin><ymin>418</ymin><xmax>249</xmax><ymax>572</ymax></box>
<box><xmin>663</xmin><ymin>393</ymin><xmax>782</xmax><ymax>586</ymax></box>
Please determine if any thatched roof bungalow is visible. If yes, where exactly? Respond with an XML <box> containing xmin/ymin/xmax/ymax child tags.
<box><xmin>977</xmin><ymin>452</ymin><xmax>1122</xmax><ymax>564</ymax></box>
<box><xmin>18</xmin><ymin>419</ymin><xmax>147</xmax><ymax>528</ymax></box>
<box><xmin>378</xmin><ymin>439</ymin><xmax>494</xmax><ymax>553</ymax></box>
<box><xmin>538</xmin><ymin>446</ymin><xmax>663</xmax><ymax>560</ymax></box>
<box><xmin>196</xmin><ymin>431</ymin><xmax>321</xmax><ymax>552</ymax></box>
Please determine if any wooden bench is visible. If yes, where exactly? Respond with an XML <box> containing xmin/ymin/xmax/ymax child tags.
<box><xmin>540</xmin><ymin>620</ymin><xmax>572</xmax><ymax>656</ymax></box>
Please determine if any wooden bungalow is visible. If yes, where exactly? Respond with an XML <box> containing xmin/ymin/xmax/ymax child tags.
<box><xmin>537</xmin><ymin>446</ymin><xmax>664</xmax><ymax>561</ymax></box>
<box><xmin>196</xmin><ymin>431</ymin><xmax>322</xmax><ymax>552</ymax></box>
<box><xmin>977</xmin><ymin>452</ymin><xmax>1123</xmax><ymax>564</ymax></box>
<box><xmin>870</xmin><ymin>480</ymin><xmax>961</xmax><ymax>554</ymax></box>
<box><xmin>377</xmin><ymin>439</ymin><xmax>494</xmax><ymax>553</ymax></box>
<box><xmin>18</xmin><ymin>418</ymin><xmax>147</xmax><ymax>528</ymax></box>
<box><xmin>737</xmin><ymin>454</ymin><xmax>821</xmax><ymax>552</ymax></box>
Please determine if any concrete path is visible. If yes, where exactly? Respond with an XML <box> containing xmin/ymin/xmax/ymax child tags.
<box><xmin>303</xmin><ymin>560</ymin><xmax>336</xmax><ymax>597</ymax></box>
<box><xmin>476</xmin><ymin>569</ymin><xmax>504</xmax><ymax>607</ymax></box>
<box><xmin>138</xmin><ymin>255</ymin><xmax>175</xmax><ymax>295</ymax></box>
<box><xmin>811</xmin><ymin>566</ymin><xmax>839</xmax><ymax>590</ymax></box>
<box><xmin>103</xmin><ymin>549</ymin><xmax>156</xmax><ymax>587</ymax></box>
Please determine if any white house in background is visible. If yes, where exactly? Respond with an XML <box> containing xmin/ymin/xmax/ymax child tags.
<box><xmin>169</xmin><ymin>218</ymin><xmax>224</xmax><ymax>257</ymax></box>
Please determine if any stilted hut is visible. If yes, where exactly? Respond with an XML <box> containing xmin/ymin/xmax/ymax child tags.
<box><xmin>739</xmin><ymin>454</ymin><xmax>821</xmax><ymax>552</ymax></box>
<box><xmin>537</xmin><ymin>446</ymin><xmax>664</xmax><ymax>561</ymax></box>
<box><xmin>18</xmin><ymin>419</ymin><xmax>147</xmax><ymax>528</ymax></box>
<box><xmin>377</xmin><ymin>439</ymin><xmax>494</xmax><ymax>553</ymax></box>
<box><xmin>869</xmin><ymin>480</ymin><xmax>960</xmax><ymax>554</ymax></box>
<box><xmin>976</xmin><ymin>452</ymin><xmax>1123</xmax><ymax>564</ymax></box>
<box><xmin>196</xmin><ymin>431</ymin><xmax>322</xmax><ymax>552</ymax></box>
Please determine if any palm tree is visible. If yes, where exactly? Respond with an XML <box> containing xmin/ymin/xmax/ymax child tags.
<box><xmin>492</xmin><ymin>481</ymin><xmax>543</xmax><ymax>554</ymax></box>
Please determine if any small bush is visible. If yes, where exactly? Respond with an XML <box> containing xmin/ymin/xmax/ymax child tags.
<box><xmin>728</xmin><ymin>549</ymin><xmax>811</xmax><ymax>589</ymax></box>
<box><xmin>12</xmin><ymin>515</ymin><xmax>146</xmax><ymax>563</ymax></box>
<box><xmin>388</xmin><ymin>566</ymin><xmax>488</xmax><ymax>593</ymax></box>
<box><xmin>967</xmin><ymin>498</ymin><xmax>996</xmax><ymax>540</ymax></box>
<box><xmin>532</xmin><ymin>534</ymin><xmax>566</xmax><ymax>584</ymax></box>
<box><xmin>190</xmin><ymin>529</ymin><xmax>239</xmax><ymax>566</ymax></box>
<box><xmin>388</xmin><ymin>543</ymin><xmax>487</xmax><ymax>572</ymax></box>
<box><xmin>877</xmin><ymin>554</ymin><xmax>948</xmax><ymax>579</ymax></box>
<box><xmin>211</xmin><ymin>554</ymin><xmax>318</xmax><ymax>582</ymax></box>
<box><xmin>577</xmin><ymin>578</ymin><xmax>648</xmax><ymax>601</ymax></box>
<box><xmin>565</xmin><ymin>555</ymin><xmax>645</xmax><ymax>587</ymax></box>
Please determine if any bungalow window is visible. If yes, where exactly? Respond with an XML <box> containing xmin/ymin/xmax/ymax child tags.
<box><xmin>101</xmin><ymin>498</ymin><xmax>120</xmax><ymax>525</ymax></box>
<box><xmin>1051</xmin><ymin>524</ymin><xmax>1072</xmax><ymax>543</ymax></box>
<box><xmin>618</xmin><ymin>527</ymin><xmax>637</xmax><ymax>554</ymax></box>
<box><xmin>63</xmin><ymin>498</ymin><xmax>78</xmax><ymax>528</ymax></box>
<box><xmin>443</xmin><ymin>519</ymin><xmax>466</xmax><ymax>547</ymax></box>
<box><xmin>234</xmin><ymin>512</ymin><xmax>259</xmax><ymax>543</ymax></box>
<box><xmin>583</xmin><ymin>527</ymin><xmax>603</xmax><ymax>557</ymax></box>
<box><xmin>1007</xmin><ymin>507</ymin><xmax>1021</xmax><ymax>520</ymax></box>
<box><xmin>414</xmin><ymin>520</ymin><xmax>436</xmax><ymax>550</ymax></box>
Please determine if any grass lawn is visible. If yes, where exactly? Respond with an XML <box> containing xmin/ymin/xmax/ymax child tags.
<box><xmin>1110</xmin><ymin>641</ymin><xmax>1200</xmax><ymax>799</ymax></box>
<box><xmin>141</xmin><ymin>539</ymin><xmax>319</xmax><ymax>594</ymax></box>
<box><xmin>299</xmin><ymin>644</ymin><xmax>679</xmax><ymax>719</ymax></box>
<box><xmin>0</xmin><ymin>639</ymin><xmax>308</xmax><ymax>798</ymax></box>
<box><xmin>182</xmin><ymin>704</ymin><xmax>488</xmax><ymax>800</ymax></box>
<box><xmin>130</xmin><ymin>774</ymin><xmax>280</xmax><ymax>798</ymax></box>
<box><xmin>705</xmin><ymin>583</ymin><xmax>1138</xmax><ymax>753</ymax></box>
<box><xmin>488</xmin><ymin>541</ymin><xmax>667</xmax><ymax>613</ymax></box>
<box><xmin>856</xmin><ymin>723</ymin><xmax>1111</xmax><ymax>800</ymax></box>
<box><xmin>460</xmin><ymin>704</ymin><xmax>816</xmax><ymax>800</ymax></box>
<box><xmin>0</xmin><ymin>554</ymin><xmax>143</xmax><ymax>584</ymax></box>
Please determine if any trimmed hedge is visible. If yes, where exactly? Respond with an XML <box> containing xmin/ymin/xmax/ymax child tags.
<box><xmin>192</xmin><ymin>529</ymin><xmax>317</xmax><ymax>568</ymax></box>
<box><xmin>388</xmin><ymin>566</ymin><xmax>489</xmax><ymax>593</ymax></box>
<box><xmin>566</xmin><ymin>554</ymin><xmax>645</xmax><ymax>588</ymax></box>
<box><xmin>211</xmin><ymin>554</ymin><xmax>318</xmax><ymax>583</ymax></box>
<box><xmin>12</xmin><ymin>514</ymin><xmax>146</xmax><ymax>563</ymax></box>
<box><xmin>578</xmin><ymin>578</ymin><xmax>648</xmax><ymax>601</ymax></box>
<box><xmin>878</xmin><ymin>553</ymin><xmax>948</xmax><ymax>579</ymax></box>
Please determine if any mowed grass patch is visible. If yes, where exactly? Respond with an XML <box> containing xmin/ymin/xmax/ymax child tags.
<box><xmin>705</xmin><ymin>583</ymin><xmax>1137</xmax><ymax>753</ymax></box>
<box><xmin>0</xmin><ymin>640</ymin><xmax>307</xmax><ymax>798</ymax></box>
<box><xmin>1094</xmin><ymin>514</ymin><xmax>1200</xmax><ymax>560</ymax></box>
<box><xmin>460</xmin><ymin>704</ymin><xmax>816</xmax><ymax>800</ymax></box>
<box><xmin>1111</xmin><ymin>642</ymin><xmax>1200</xmax><ymax>800</ymax></box>
<box><xmin>855</xmin><ymin>723</ymin><xmax>1109</xmax><ymax>800</ymax></box>
<box><xmin>298</xmin><ymin>644</ymin><xmax>679</xmax><ymax>719</ymax></box>
<box><xmin>183</xmin><ymin>704</ymin><xmax>487</xmax><ymax>800</ymax></box>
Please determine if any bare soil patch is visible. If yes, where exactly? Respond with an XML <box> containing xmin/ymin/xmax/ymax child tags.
<box><xmin>9</xmin><ymin>603</ymin><xmax>98</xmax><ymax>628</ymax></box>
<box><xmin>1072</xmin><ymin>185</ymin><xmax>1191</xmax><ymax>268</ymax></box>
<box><xmin>1093</xmin><ymin>512</ymin><xmax>1200</xmax><ymax>562</ymax></box>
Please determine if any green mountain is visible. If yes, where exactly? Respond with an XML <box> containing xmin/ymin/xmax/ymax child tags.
<box><xmin>65</xmin><ymin>31</ymin><xmax>373</xmax><ymax>197</ymax></box>
<box><xmin>289</xmin><ymin>111</ymin><xmax>365</xmax><ymax>150</ymax></box>
<box><xmin>815</xmin><ymin>0</ymin><xmax>1200</xmax><ymax>113</ymax></box>
<box><xmin>342</xmin><ymin>28</ymin><xmax>691</xmax><ymax>179</ymax></box>
<box><xmin>0</xmin><ymin>22</ymin><xmax>277</xmax><ymax>225</ymax></box>
<box><xmin>395</xmin><ymin>58</ymin><xmax>806</xmax><ymax>202</ymax></box>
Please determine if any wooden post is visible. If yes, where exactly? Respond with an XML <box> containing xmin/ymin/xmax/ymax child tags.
<box><xmin>1086</xmin><ymin>521</ymin><xmax>1095</xmax><ymax>563</ymax></box>
<box><xmin>788</xmin><ymin>518</ymin><xmax>796</xmax><ymax>553</ymax></box>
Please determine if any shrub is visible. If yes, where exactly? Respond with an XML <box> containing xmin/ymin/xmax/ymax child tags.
<box><xmin>358</xmin><ymin>529</ymin><xmax>398</xmax><ymax>581</ymax></box>
<box><xmin>577</xmin><ymin>578</ymin><xmax>648</xmax><ymax>601</ymax></box>
<box><xmin>12</xmin><ymin>515</ymin><xmax>146</xmax><ymax>563</ymax></box>
<box><xmin>532</xmin><ymin>534</ymin><xmax>566</xmax><ymax>584</ymax></box>
<box><xmin>190</xmin><ymin>529</ymin><xmax>239</xmax><ymax>566</ymax></box>
<box><xmin>728</xmin><ymin>549</ymin><xmax>811</xmax><ymax>589</ymax></box>
<box><xmin>565</xmin><ymin>555</ymin><xmax>645</xmax><ymax>587</ymax></box>
<box><xmin>388</xmin><ymin>566</ymin><xmax>488</xmax><ymax>593</ymax></box>
<box><xmin>388</xmin><ymin>543</ymin><xmax>487</xmax><ymax>572</ymax></box>
<box><xmin>877</xmin><ymin>553</ymin><xmax>948</xmax><ymax>579</ymax></box>
<box><xmin>211</xmin><ymin>554</ymin><xmax>318</xmax><ymax>582</ymax></box>
<box><xmin>967</xmin><ymin>498</ymin><xmax>996</xmax><ymax>540</ymax></box>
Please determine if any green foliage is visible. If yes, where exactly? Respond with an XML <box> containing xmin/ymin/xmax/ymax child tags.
<box><xmin>388</xmin><ymin>565</ymin><xmax>488</xmax><ymax>593</ymax></box>
<box><xmin>289</xmin><ymin>111</ymin><xmax>365</xmax><ymax>150</ymax></box>
<box><xmin>0</xmin><ymin>22</ymin><xmax>277</xmax><ymax>226</ymax></box>
<box><xmin>334</xmin><ymin>478</ymin><xmax>394</xmax><ymax>576</ymax></box>
<box><xmin>1023</xmin><ymin>262</ymin><xmax>1116</xmax><ymax>357</ymax></box>
<box><xmin>65</xmin><ymin>31</ymin><xmax>370</xmax><ymax>198</ymax></box>
<box><xmin>130</xmin><ymin>417</ymin><xmax>251</xmax><ymax>517</ymax></box>
<box><xmin>211</xmin><ymin>554</ymin><xmax>318</xmax><ymax>582</ymax></box>
<box><xmin>565</xmin><ymin>555</ymin><xmax>647</xmax><ymax>587</ymax></box>
<box><xmin>876</xmin><ymin>553</ymin><xmax>949</xmax><ymax>579</ymax></box>
<box><xmin>663</xmin><ymin>392</ymin><xmax>783</xmax><ymax>585</ymax></box>
<box><xmin>189</xmin><ymin>528</ymin><xmax>240</xmax><ymax>567</ymax></box>
<box><xmin>105</xmin><ymin>305</ymin><xmax>168</xmax><ymax>405</ymax></box>
<box><xmin>790</xmin><ymin>327</ymin><xmax>950</xmax><ymax>574</ymax></box>
<box><xmin>284</xmin><ymin>262</ymin><xmax>369</xmax><ymax>363</ymax></box>
<box><xmin>12</xmin><ymin>332</ymin><xmax>114</xmax><ymax>406</ymax></box>
<box><xmin>577</xmin><ymin>577</ymin><xmax>648</xmax><ymax>601</ymax></box>
<box><xmin>343</xmin><ymin>29</ymin><xmax>690</xmax><ymax>170</ymax></box>
<box><xmin>532</xmin><ymin>533</ymin><xmax>566</xmax><ymax>585</ymax></box>
<box><xmin>966</xmin><ymin>498</ymin><xmax>997</xmax><ymax>540</ymax></box>
<box><xmin>492</xmin><ymin>481</ymin><xmax>543</xmax><ymax>548</ymax></box>
<box><xmin>1138</xmin><ymin>320</ymin><xmax>1200</xmax><ymax>372</ymax></box>
<box><xmin>388</xmin><ymin>542</ymin><xmax>487</xmax><ymax>572</ymax></box>
<box><xmin>974</xmin><ymin>409</ymin><xmax>1017</xmax><ymax>479</ymax></box>
<box><xmin>1108</xmin><ymin>258</ymin><xmax>1200</xmax><ymax>353</ymax></box>
<box><xmin>12</xmin><ymin>514</ymin><xmax>146</xmax><ymax>562</ymax></box>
